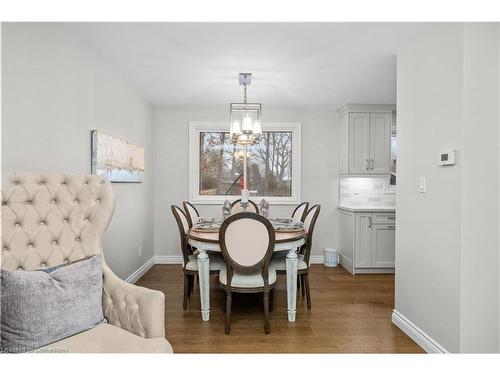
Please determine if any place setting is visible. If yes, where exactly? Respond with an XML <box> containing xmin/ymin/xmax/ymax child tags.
<box><xmin>191</xmin><ymin>215</ymin><xmax>305</xmax><ymax>233</ymax></box>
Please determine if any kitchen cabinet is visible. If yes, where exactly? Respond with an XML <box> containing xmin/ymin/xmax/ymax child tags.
<box><xmin>371</xmin><ymin>223</ymin><xmax>396</xmax><ymax>268</ymax></box>
<box><xmin>355</xmin><ymin>213</ymin><xmax>372</xmax><ymax>268</ymax></box>
<box><xmin>338</xmin><ymin>206</ymin><xmax>395</xmax><ymax>274</ymax></box>
<box><xmin>339</xmin><ymin>104</ymin><xmax>395</xmax><ymax>175</ymax></box>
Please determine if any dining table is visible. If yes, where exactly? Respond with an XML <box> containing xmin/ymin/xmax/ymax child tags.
<box><xmin>188</xmin><ymin>225</ymin><xmax>307</xmax><ymax>323</ymax></box>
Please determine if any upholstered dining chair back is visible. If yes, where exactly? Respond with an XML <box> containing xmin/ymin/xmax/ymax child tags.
<box><xmin>182</xmin><ymin>201</ymin><xmax>199</xmax><ymax>228</ymax></box>
<box><xmin>292</xmin><ymin>202</ymin><xmax>309</xmax><ymax>222</ymax></box>
<box><xmin>171</xmin><ymin>205</ymin><xmax>191</xmax><ymax>267</ymax></box>
<box><xmin>1</xmin><ymin>173</ymin><xmax>115</xmax><ymax>272</ymax></box>
<box><xmin>219</xmin><ymin>212</ymin><xmax>274</xmax><ymax>275</ymax></box>
<box><xmin>301</xmin><ymin>204</ymin><xmax>321</xmax><ymax>265</ymax></box>
<box><xmin>230</xmin><ymin>199</ymin><xmax>259</xmax><ymax>215</ymax></box>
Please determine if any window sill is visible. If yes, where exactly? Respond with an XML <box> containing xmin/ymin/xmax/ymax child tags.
<box><xmin>190</xmin><ymin>195</ymin><xmax>301</xmax><ymax>206</ymax></box>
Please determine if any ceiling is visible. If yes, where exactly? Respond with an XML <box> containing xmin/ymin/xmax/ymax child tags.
<box><xmin>66</xmin><ymin>23</ymin><xmax>429</xmax><ymax>109</ymax></box>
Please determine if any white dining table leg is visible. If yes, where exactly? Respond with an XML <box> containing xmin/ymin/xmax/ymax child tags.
<box><xmin>286</xmin><ymin>248</ymin><xmax>298</xmax><ymax>322</ymax></box>
<box><xmin>197</xmin><ymin>250</ymin><xmax>210</xmax><ymax>321</ymax></box>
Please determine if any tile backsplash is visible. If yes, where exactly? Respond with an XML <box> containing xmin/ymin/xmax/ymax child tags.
<box><xmin>340</xmin><ymin>177</ymin><xmax>395</xmax><ymax>207</ymax></box>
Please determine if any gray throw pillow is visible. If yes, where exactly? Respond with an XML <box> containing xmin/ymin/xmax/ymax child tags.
<box><xmin>1</xmin><ymin>255</ymin><xmax>104</xmax><ymax>353</ymax></box>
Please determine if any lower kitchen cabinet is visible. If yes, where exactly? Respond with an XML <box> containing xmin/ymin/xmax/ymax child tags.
<box><xmin>371</xmin><ymin>223</ymin><xmax>396</xmax><ymax>268</ymax></box>
<box><xmin>338</xmin><ymin>207</ymin><xmax>395</xmax><ymax>274</ymax></box>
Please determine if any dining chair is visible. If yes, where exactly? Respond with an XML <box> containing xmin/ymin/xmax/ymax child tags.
<box><xmin>292</xmin><ymin>202</ymin><xmax>309</xmax><ymax>222</ymax></box>
<box><xmin>218</xmin><ymin>212</ymin><xmax>276</xmax><ymax>334</ymax></box>
<box><xmin>171</xmin><ymin>205</ymin><xmax>224</xmax><ymax>309</ymax></box>
<box><xmin>230</xmin><ymin>199</ymin><xmax>259</xmax><ymax>215</ymax></box>
<box><xmin>183</xmin><ymin>201</ymin><xmax>199</xmax><ymax>228</ymax></box>
<box><xmin>270</xmin><ymin>204</ymin><xmax>321</xmax><ymax>309</ymax></box>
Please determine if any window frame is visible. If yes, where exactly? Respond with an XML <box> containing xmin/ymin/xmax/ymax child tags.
<box><xmin>387</xmin><ymin>127</ymin><xmax>397</xmax><ymax>192</ymax></box>
<box><xmin>189</xmin><ymin>122</ymin><xmax>302</xmax><ymax>205</ymax></box>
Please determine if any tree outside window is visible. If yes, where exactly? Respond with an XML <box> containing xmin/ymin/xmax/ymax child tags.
<box><xmin>199</xmin><ymin>131</ymin><xmax>293</xmax><ymax>197</ymax></box>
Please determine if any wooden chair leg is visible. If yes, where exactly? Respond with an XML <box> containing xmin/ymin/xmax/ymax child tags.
<box><xmin>297</xmin><ymin>276</ymin><xmax>301</xmax><ymax>290</ymax></box>
<box><xmin>183</xmin><ymin>275</ymin><xmax>189</xmax><ymax>310</ymax></box>
<box><xmin>263</xmin><ymin>291</ymin><xmax>270</xmax><ymax>334</ymax></box>
<box><xmin>305</xmin><ymin>274</ymin><xmax>312</xmax><ymax>310</ymax></box>
<box><xmin>301</xmin><ymin>274</ymin><xmax>306</xmax><ymax>298</ymax></box>
<box><xmin>222</xmin><ymin>290</ymin><xmax>226</xmax><ymax>312</ymax></box>
<box><xmin>269</xmin><ymin>289</ymin><xmax>274</xmax><ymax>313</ymax></box>
<box><xmin>190</xmin><ymin>274</ymin><xmax>196</xmax><ymax>293</ymax></box>
<box><xmin>187</xmin><ymin>275</ymin><xmax>192</xmax><ymax>298</ymax></box>
<box><xmin>225</xmin><ymin>292</ymin><xmax>232</xmax><ymax>335</ymax></box>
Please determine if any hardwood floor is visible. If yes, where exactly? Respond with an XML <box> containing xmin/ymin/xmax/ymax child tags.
<box><xmin>137</xmin><ymin>264</ymin><xmax>423</xmax><ymax>353</ymax></box>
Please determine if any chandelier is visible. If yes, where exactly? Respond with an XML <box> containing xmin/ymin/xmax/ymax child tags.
<box><xmin>229</xmin><ymin>73</ymin><xmax>262</xmax><ymax>210</ymax></box>
<box><xmin>230</xmin><ymin>73</ymin><xmax>262</xmax><ymax>145</ymax></box>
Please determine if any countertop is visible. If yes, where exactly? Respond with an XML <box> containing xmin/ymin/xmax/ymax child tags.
<box><xmin>338</xmin><ymin>205</ymin><xmax>396</xmax><ymax>212</ymax></box>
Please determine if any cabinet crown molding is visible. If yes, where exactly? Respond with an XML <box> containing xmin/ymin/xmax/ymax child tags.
<box><xmin>337</xmin><ymin>103</ymin><xmax>396</xmax><ymax>115</ymax></box>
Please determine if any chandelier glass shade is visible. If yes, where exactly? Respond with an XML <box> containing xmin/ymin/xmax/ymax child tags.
<box><xmin>230</xmin><ymin>103</ymin><xmax>262</xmax><ymax>145</ymax></box>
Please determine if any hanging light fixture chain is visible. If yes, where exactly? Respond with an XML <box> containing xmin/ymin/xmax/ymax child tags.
<box><xmin>243</xmin><ymin>82</ymin><xmax>247</xmax><ymax>104</ymax></box>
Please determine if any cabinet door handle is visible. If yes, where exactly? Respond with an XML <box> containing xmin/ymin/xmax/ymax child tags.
<box><xmin>370</xmin><ymin>159</ymin><xmax>374</xmax><ymax>170</ymax></box>
<box><xmin>366</xmin><ymin>159</ymin><xmax>370</xmax><ymax>170</ymax></box>
<box><xmin>368</xmin><ymin>217</ymin><xmax>372</xmax><ymax>228</ymax></box>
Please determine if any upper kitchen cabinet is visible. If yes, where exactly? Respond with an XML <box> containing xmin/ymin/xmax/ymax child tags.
<box><xmin>339</xmin><ymin>104</ymin><xmax>395</xmax><ymax>175</ymax></box>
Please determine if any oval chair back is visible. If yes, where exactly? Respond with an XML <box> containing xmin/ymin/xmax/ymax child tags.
<box><xmin>230</xmin><ymin>199</ymin><xmax>259</xmax><ymax>215</ymax></box>
<box><xmin>292</xmin><ymin>202</ymin><xmax>309</xmax><ymax>222</ymax></box>
<box><xmin>219</xmin><ymin>212</ymin><xmax>275</xmax><ymax>280</ymax></box>
<box><xmin>301</xmin><ymin>204</ymin><xmax>321</xmax><ymax>266</ymax></box>
<box><xmin>171</xmin><ymin>205</ymin><xmax>191</xmax><ymax>267</ymax></box>
<box><xmin>182</xmin><ymin>201</ymin><xmax>199</xmax><ymax>228</ymax></box>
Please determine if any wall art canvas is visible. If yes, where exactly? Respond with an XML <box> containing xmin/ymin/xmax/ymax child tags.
<box><xmin>91</xmin><ymin>130</ymin><xmax>144</xmax><ymax>182</ymax></box>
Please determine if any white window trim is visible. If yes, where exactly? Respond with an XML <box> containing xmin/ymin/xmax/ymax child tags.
<box><xmin>387</xmin><ymin>128</ymin><xmax>397</xmax><ymax>192</ymax></box>
<box><xmin>189</xmin><ymin>122</ymin><xmax>302</xmax><ymax>205</ymax></box>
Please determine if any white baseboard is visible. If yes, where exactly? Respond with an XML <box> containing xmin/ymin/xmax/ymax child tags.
<box><xmin>126</xmin><ymin>254</ymin><xmax>326</xmax><ymax>284</ymax></box>
<box><xmin>154</xmin><ymin>254</ymin><xmax>325</xmax><ymax>264</ymax></box>
<box><xmin>309</xmin><ymin>255</ymin><xmax>325</xmax><ymax>264</ymax></box>
<box><xmin>391</xmin><ymin>310</ymin><xmax>449</xmax><ymax>353</ymax></box>
<box><xmin>154</xmin><ymin>255</ymin><xmax>184</xmax><ymax>264</ymax></box>
<box><xmin>125</xmin><ymin>257</ymin><xmax>156</xmax><ymax>284</ymax></box>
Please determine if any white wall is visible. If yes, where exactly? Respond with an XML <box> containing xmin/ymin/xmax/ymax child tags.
<box><xmin>460</xmin><ymin>23</ymin><xmax>500</xmax><ymax>353</ymax></box>
<box><xmin>1</xmin><ymin>23</ymin><xmax>155</xmax><ymax>280</ymax></box>
<box><xmin>396</xmin><ymin>23</ymin><xmax>500</xmax><ymax>353</ymax></box>
<box><xmin>153</xmin><ymin>107</ymin><xmax>339</xmax><ymax>259</ymax></box>
<box><xmin>396</xmin><ymin>23</ymin><xmax>463</xmax><ymax>352</ymax></box>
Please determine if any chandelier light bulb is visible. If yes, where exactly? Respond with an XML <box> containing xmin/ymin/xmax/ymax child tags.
<box><xmin>230</xmin><ymin>120</ymin><xmax>241</xmax><ymax>138</ymax></box>
<box><xmin>253</xmin><ymin>120</ymin><xmax>262</xmax><ymax>138</ymax></box>
<box><xmin>242</xmin><ymin>114</ymin><xmax>253</xmax><ymax>133</ymax></box>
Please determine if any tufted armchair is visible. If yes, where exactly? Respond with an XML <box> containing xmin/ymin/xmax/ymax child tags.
<box><xmin>1</xmin><ymin>173</ymin><xmax>173</xmax><ymax>353</ymax></box>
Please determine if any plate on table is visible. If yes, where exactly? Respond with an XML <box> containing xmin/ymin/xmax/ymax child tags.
<box><xmin>274</xmin><ymin>226</ymin><xmax>304</xmax><ymax>233</ymax></box>
<box><xmin>270</xmin><ymin>218</ymin><xmax>293</xmax><ymax>224</ymax></box>
<box><xmin>272</xmin><ymin>220</ymin><xmax>304</xmax><ymax>233</ymax></box>
<box><xmin>192</xmin><ymin>221</ymin><xmax>222</xmax><ymax>233</ymax></box>
<box><xmin>197</xmin><ymin>217</ymin><xmax>216</xmax><ymax>224</ymax></box>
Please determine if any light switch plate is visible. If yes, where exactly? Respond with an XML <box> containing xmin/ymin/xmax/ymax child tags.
<box><xmin>419</xmin><ymin>177</ymin><xmax>426</xmax><ymax>193</ymax></box>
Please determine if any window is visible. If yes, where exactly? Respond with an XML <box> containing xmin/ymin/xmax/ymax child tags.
<box><xmin>389</xmin><ymin>111</ymin><xmax>397</xmax><ymax>187</ymax></box>
<box><xmin>189</xmin><ymin>122</ymin><xmax>301</xmax><ymax>204</ymax></box>
<box><xmin>390</xmin><ymin>132</ymin><xmax>397</xmax><ymax>186</ymax></box>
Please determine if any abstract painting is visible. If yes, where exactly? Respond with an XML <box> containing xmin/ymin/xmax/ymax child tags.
<box><xmin>91</xmin><ymin>130</ymin><xmax>144</xmax><ymax>182</ymax></box>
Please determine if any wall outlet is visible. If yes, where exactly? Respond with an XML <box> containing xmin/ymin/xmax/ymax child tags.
<box><xmin>138</xmin><ymin>245</ymin><xmax>143</xmax><ymax>256</ymax></box>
